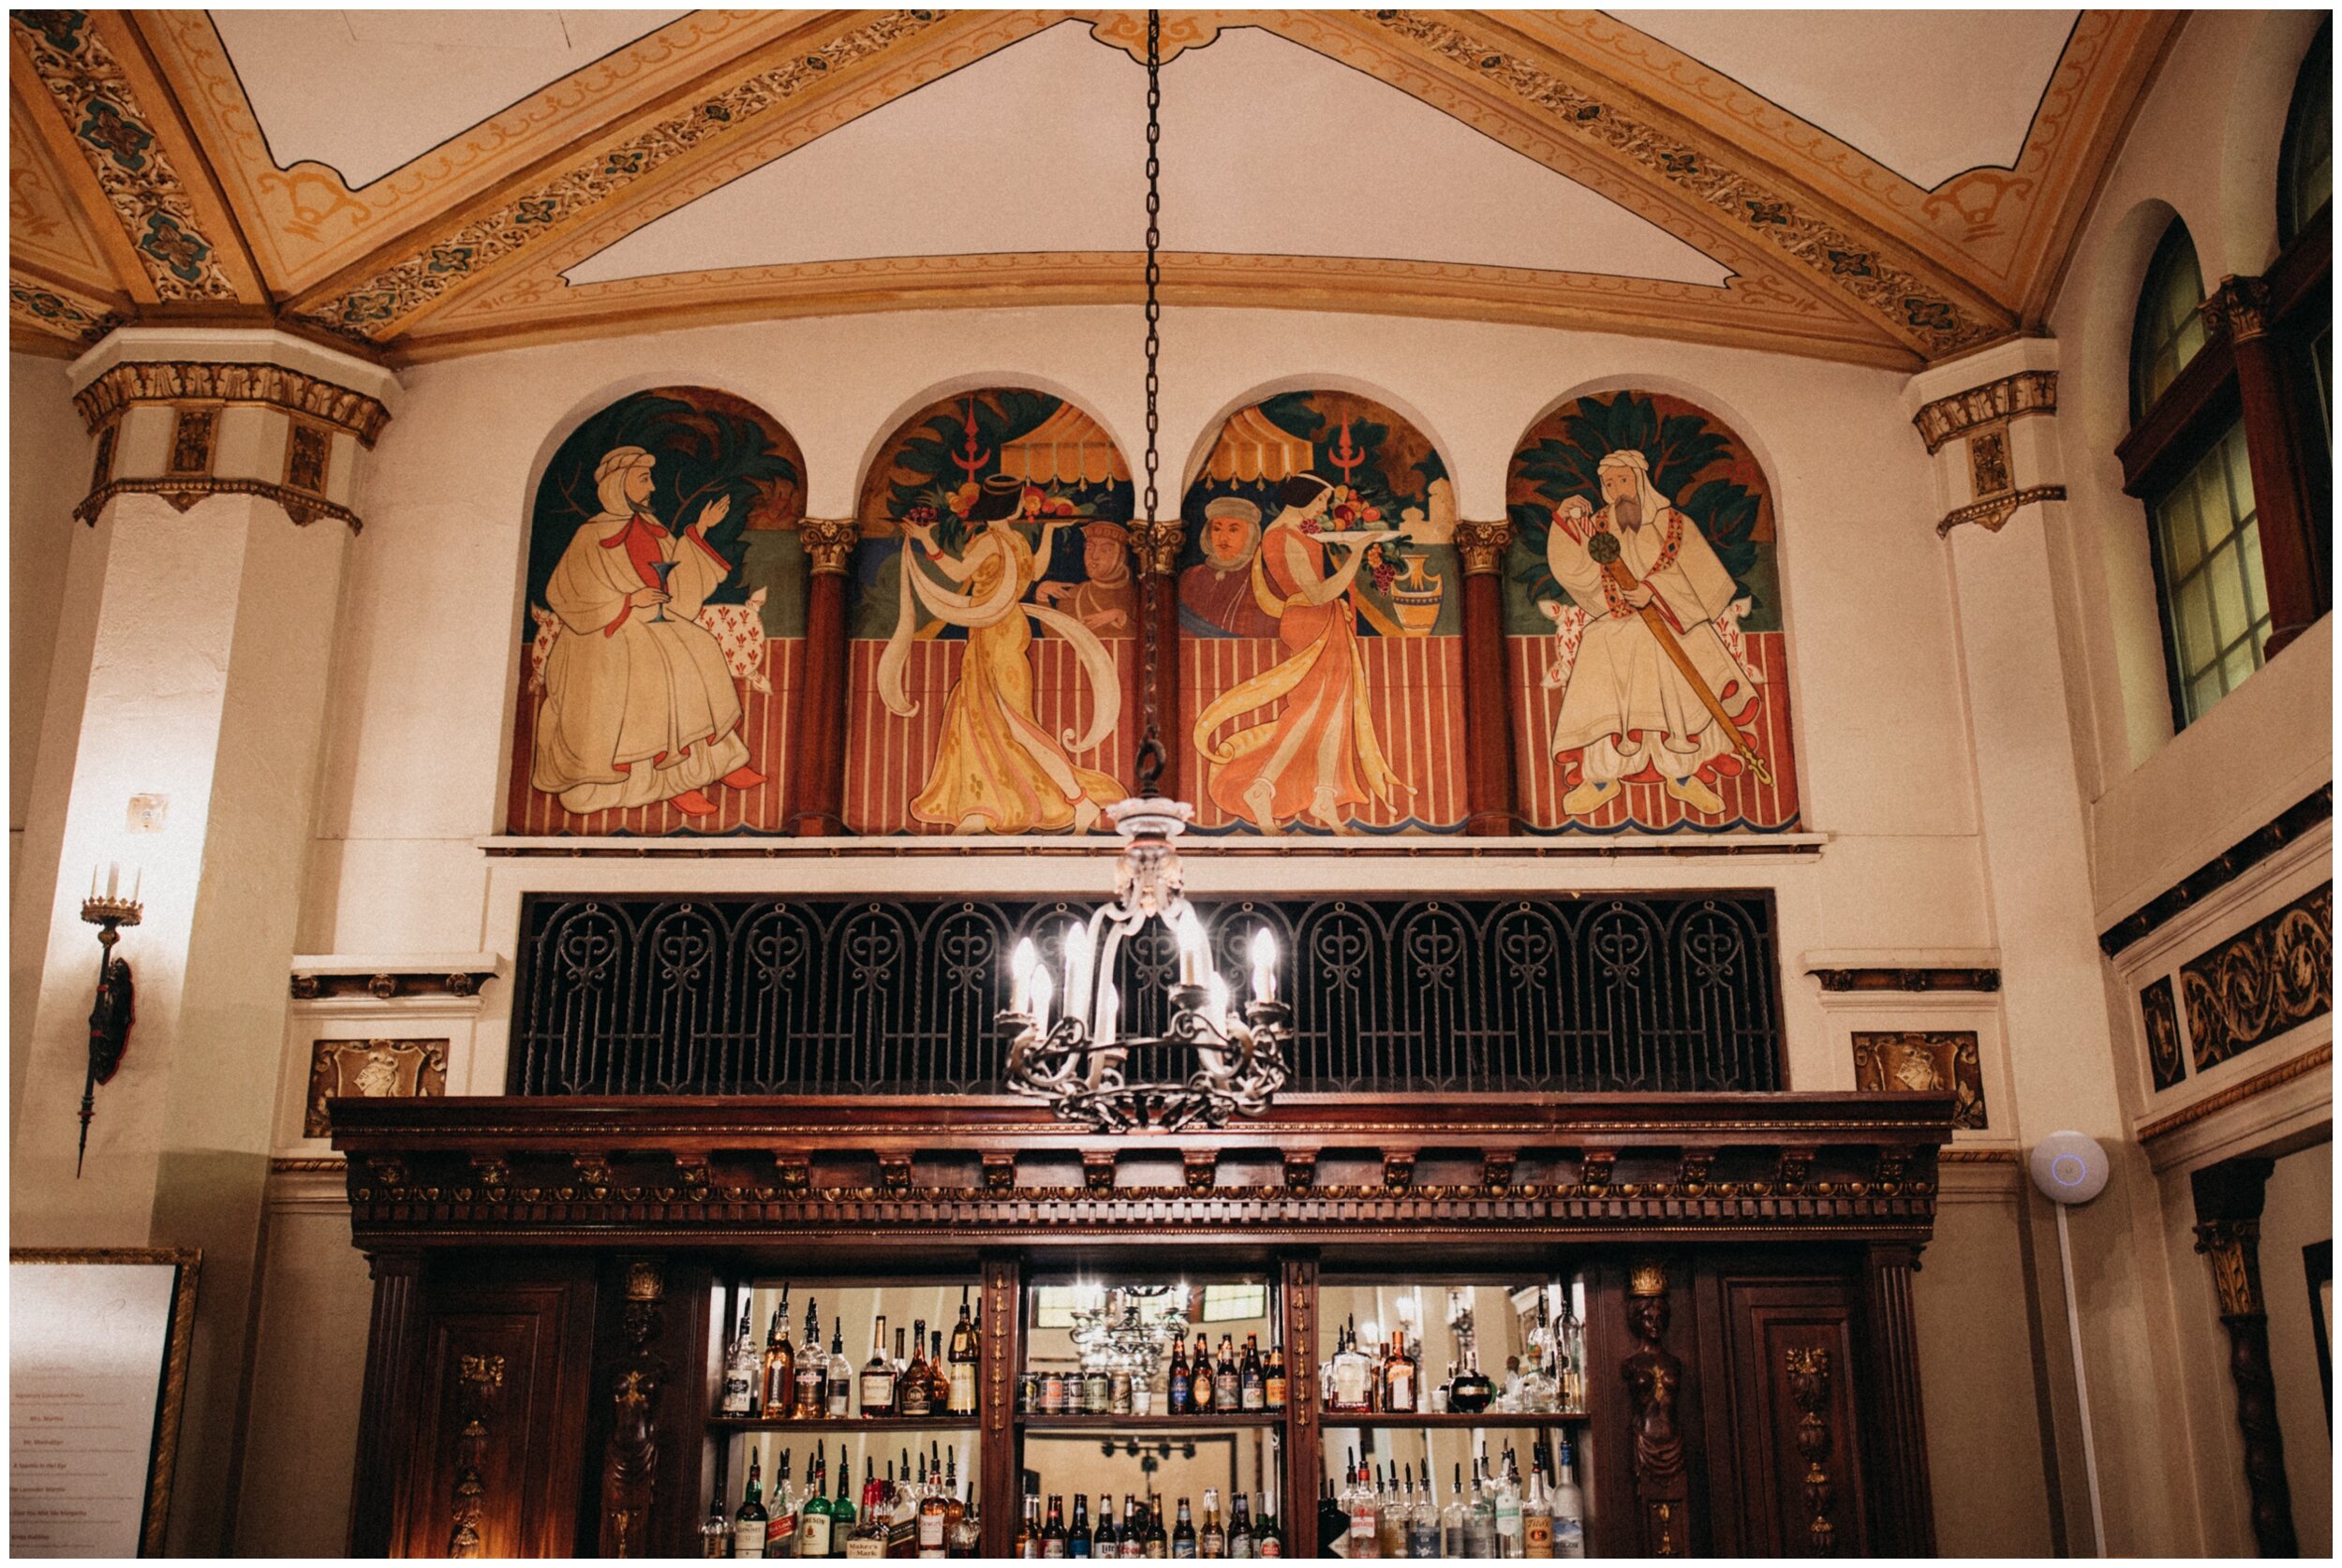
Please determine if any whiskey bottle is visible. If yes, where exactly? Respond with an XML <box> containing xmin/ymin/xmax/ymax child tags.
<box><xmin>845</xmin><ymin>1462</ymin><xmax>889</xmax><ymax>1559</ymax></box>
<box><xmin>764</xmin><ymin>1449</ymin><xmax>799</xmax><ymax>1558</ymax></box>
<box><xmin>734</xmin><ymin>1449</ymin><xmax>770</xmax><ymax>1559</ymax></box>
<box><xmin>763</xmin><ymin>1290</ymin><xmax>796</xmax><ymax>1422</ymax></box>
<box><xmin>723</xmin><ymin>1296</ymin><xmax>762</xmax><ymax>1416</ymax></box>
<box><xmin>901</xmin><ymin>1324</ymin><xmax>933</xmax><ymax>1417</ymax></box>
<box><xmin>929</xmin><ymin>1330</ymin><xmax>952</xmax><ymax>1414</ymax></box>
<box><xmin>826</xmin><ymin>1324</ymin><xmax>852</xmax><ymax>1417</ymax></box>
<box><xmin>918</xmin><ymin>1461</ymin><xmax>951</xmax><ymax>1560</ymax></box>
<box><xmin>947</xmin><ymin>1289</ymin><xmax>981</xmax><ymax>1416</ymax></box>
<box><xmin>795</xmin><ymin>1300</ymin><xmax>827</xmax><ymax>1423</ymax></box>
<box><xmin>704</xmin><ymin>1445</ymin><xmax>735</xmax><ymax>1558</ymax></box>
<box><xmin>862</xmin><ymin>1316</ymin><xmax>897</xmax><ymax>1415</ymax></box>
<box><xmin>827</xmin><ymin>1446</ymin><xmax>857</xmax><ymax>1555</ymax></box>
<box><xmin>799</xmin><ymin>1447</ymin><xmax>835</xmax><ymax>1560</ymax></box>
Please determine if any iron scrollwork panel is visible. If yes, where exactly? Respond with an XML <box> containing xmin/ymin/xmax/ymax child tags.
<box><xmin>511</xmin><ymin>894</ymin><xmax>1782</xmax><ymax>1097</ymax></box>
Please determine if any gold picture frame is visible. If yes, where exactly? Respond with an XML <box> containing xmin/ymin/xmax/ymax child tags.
<box><xmin>10</xmin><ymin>1248</ymin><xmax>201</xmax><ymax>1556</ymax></box>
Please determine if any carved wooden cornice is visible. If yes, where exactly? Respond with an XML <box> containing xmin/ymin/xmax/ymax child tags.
<box><xmin>330</xmin><ymin>1093</ymin><xmax>1955</xmax><ymax>1248</ymax></box>
<box><xmin>1810</xmin><ymin>967</ymin><xmax>2000</xmax><ymax>994</ymax></box>
<box><xmin>1911</xmin><ymin>368</ymin><xmax>2059</xmax><ymax>455</ymax></box>
<box><xmin>73</xmin><ymin>358</ymin><xmax>392</xmax><ymax>444</ymax></box>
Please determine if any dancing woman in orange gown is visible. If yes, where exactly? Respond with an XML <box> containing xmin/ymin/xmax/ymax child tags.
<box><xmin>1193</xmin><ymin>475</ymin><xmax>1408</xmax><ymax>832</ymax></box>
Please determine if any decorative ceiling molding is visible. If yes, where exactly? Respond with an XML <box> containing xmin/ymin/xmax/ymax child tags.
<box><xmin>132</xmin><ymin>8</ymin><xmax>830</xmax><ymax>295</ymax></box>
<box><xmin>398</xmin><ymin>247</ymin><xmax>1913</xmax><ymax>369</ymax></box>
<box><xmin>8</xmin><ymin>10</ymin><xmax>263</xmax><ymax>304</ymax></box>
<box><xmin>287</xmin><ymin>9</ymin><xmax>1044</xmax><ymax>343</ymax></box>
<box><xmin>10</xmin><ymin>269</ymin><xmax>124</xmax><ymax>351</ymax></box>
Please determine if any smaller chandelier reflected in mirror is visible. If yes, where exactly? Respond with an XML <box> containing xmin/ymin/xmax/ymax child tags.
<box><xmin>999</xmin><ymin>795</ymin><xmax>1289</xmax><ymax>1132</ymax></box>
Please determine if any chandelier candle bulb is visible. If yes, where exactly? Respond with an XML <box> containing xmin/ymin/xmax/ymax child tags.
<box><xmin>1250</xmin><ymin>928</ymin><xmax>1278</xmax><ymax>1004</ymax></box>
<box><xmin>1011</xmin><ymin>939</ymin><xmax>1037</xmax><ymax>1015</ymax></box>
<box><xmin>1064</xmin><ymin>922</ymin><xmax>1093</xmax><ymax>1012</ymax></box>
<box><xmin>1030</xmin><ymin>966</ymin><xmax>1054</xmax><ymax>1037</ymax></box>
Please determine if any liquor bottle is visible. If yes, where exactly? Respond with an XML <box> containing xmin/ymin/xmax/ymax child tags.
<box><xmin>1239</xmin><ymin>1336</ymin><xmax>1265</xmax><ymax>1412</ymax></box>
<box><xmin>704</xmin><ymin>1445</ymin><xmax>735</xmax><ymax>1558</ymax></box>
<box><xmin>948</xmin><ymin>1288</ymin><xmax>982</xmax><ymax>1415</ymax></box>
<box><xmin>1375</xmin><ymin>1466</ymin><xmax>1407</xmax><ymax>1561</ymax></box>
<box><xmin>1557</xmin><ymin>1289</ymin><xmax>1584</xmax><ymax>1413</ymax></box>
<box><xmin>1317</xmin><ymin>1479</ymin><xmax>1348</xmax><ymax>1561</ymax></box>
<box><xmin>1042</xmin><ymin>1494</ymin><xmax>1070</xmax><ymax>1559</ymax></box>
<box><xmin>863</xmin><ymin>1316</ymin><xmax>897</xmax><ymax>1416</ymax></box>
<box><xmin>735</xmin><ymin>1449</ymin><xmax>771</xmax><ymax>1559</ymax></box>
<box><xmin>1329</xmin><ymin>1325</ymin><xmax>1371</xmax><ymax>1414</ymax></box>
<box><xmin>827</xmin><ymin>1324</ymin><xmax>853</xmax><ymax>1418</ymax></box>
<box><xmin>1406</xmin><ymin>1466</ymin><xmax>1438</xmax><ymax>1560</ymax></box>
<box><xmin>1378</xmin><ymin>1329</ymin><xmax>1416</xmax><ymax>1414</ymax></box>
<box><xmin>901</xmin><ymin>1324</ymin><xmax>934</xmax><ymax>1417</ymax></box>
<box><xmin>724</xmin><ymin>1296</ymin><xmax>762</xmax><ymax>1416</ymax></box>
<box><xmin>795</xmin><ymin>1300</ymin><xmax>828</xmax><ymax>1423</ymax></box>
<box><xmin>1226</xmin><ymin>1489</ymin><xmax>1253</xmax><ymax>1559</ymax></box>
<box><xmin>828</xmin><ymin>1446</ymin><xmax>857</xmax><ymax>1556</ymax></box>
<box><xmin>1095</xmin><ymin>1493</ymin><xmax>1121</xmax><ymax>1558</ymax></box>
<box><xmin>763</xmin><ymin>1290</ymin><xmax>797</xmax><ymax>1421</ymax></box>
<box><xmin>845</xmin><ymin>1462</ymin><xmax>889</xmax><ymax>1559</ymax></box>
<box><xmin>1070</xmin><ymin>1492</ymin><xmax>1094</xmax><ymax>1559</ymax></box>
<box><xmin>930</xmin><ymin>1331</ymin><xmax>953</xmax><ymax>1414</ymax></box>
<box><xmin>1493</xmin><ymin>1449</ymin><xmax>1522</xmax><ymax>1559</ymax></box>
<box><xmin>1167</xmin><ymin>1338</ymin><xmax>1193</xmax><ymax>1414</ymax></box>
<box><xmin>1016</xmin><ymin>1488</ymin><xmax>1040</xmax><ymax>1560</ymax></box>
<box><xmin>1460</xmin><ymin>1458</ymin><xmax>1495</xmax><ymax>1561</ymax></box>
<box><xmin>1171</xmin><ymin>1497</ymin><xmax>1196</xmax><ymax>1560</ymax></box>
<box><xmin>1520</xmin><ymin>1446</ymin><xmax>1552</xmax><ymax>1561</ymax></box>
<box><xmin>1146</xmin><ymin>1493</ymin><xmax>1170</xmax><ymax>1559</ymax></box>
<box><xmin>1549</xmin><ymin>1437</ymin><xmax>1585</xmax><ymax>1560</ymax></box>
<box><xmin>1253</xmin><ymin>1490</ymin><xmax>1282</xmax><ymax>1559</ymax></box>
<box><xmin>1189</xmin><ymin>1335</ymin><xmax>1215</xmax><ymax>1414</ymax></box>
<box><xmin>1439</xmin><ymin>1465</ymin><xmax>1467</xmax><ymax>1559</ymax></box>
<box><xmin>1199</xmin><ymin>1490</ymin><xmax>1226</xmax><ymax>1560</ymax></box>
<box><xmin>1262</xmin><ymin>1329</ymin><xmax>1287</xmax><ymax>1412</ymax></box>
<box><xmin>800</xmin><ymin>1448</ymin><xmax>835</xmax><ymax>1560</ymax></box>
<box><xmin>1212</xmin><ymin>1338</ymin><xmax>1240</xmax><ymax>1413</ymax></box>
<box><xmin>766</xmin><ymin>1450</ymin><xmax>800</xmax><ymax>1558</ymax></box>
<box><xmin>1345</xmin><ymin>1457</ymin><xmax>1378</xmax><ymax>1560</ymax></box>
<box><xmin>917</xmin><ymin>1457</ymin><xmax>949</xmax><ymax>1559</ymax></box>
<box><xmin>1446</xmin><ymin>1348</ymin><xmax>1492</xmax><ymax>1415</ymax></box>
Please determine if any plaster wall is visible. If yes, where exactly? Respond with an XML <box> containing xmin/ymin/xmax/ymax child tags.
<box><xmin>2038</xmin><ymin>7</ymin><xmax>2333</xmax><ymax>920</ymax></box>
<box><xmin>2257</xmin><ymin>1137</ymin><xmax>2333</xmax><ymax>1559</ymax></box>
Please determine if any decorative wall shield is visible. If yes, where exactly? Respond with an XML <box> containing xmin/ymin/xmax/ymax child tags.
<box><xmin>1849</xmin><ymin>1031</ymin><xmax>1985</xmax><ymax>1130</ymax></box>
<box><xmin>306</xmin><ymin>1038</ymin><xmax>450</xmax><ymax>1137</ymax></box>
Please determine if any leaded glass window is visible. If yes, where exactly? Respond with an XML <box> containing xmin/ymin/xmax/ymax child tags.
<box><xmin>2151</xmin><ymin>422</ymin><xmax>2272</xmax><ymax>725</ymax></box>
<box><xmin>2280</xmin><ymin>18</ymin><xmax>2332</xmax><ymax>246</ymax></box>
<box><xmin>2131</xmin><ymin>218</ymin><xmax>2209</xmax><ymax>419</ymax></box>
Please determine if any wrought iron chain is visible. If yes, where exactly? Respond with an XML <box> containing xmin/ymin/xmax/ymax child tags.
<box><xmin>1137</xmin><ymin>7</ymin><xmax>1165</xmax><ymax>791</ymax></box>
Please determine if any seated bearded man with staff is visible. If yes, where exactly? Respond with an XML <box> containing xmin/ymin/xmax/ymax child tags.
<box><xmin>1543</xmin><ymin>448</ymin><xmax>1761</xmax><ymax>819</ymax></box>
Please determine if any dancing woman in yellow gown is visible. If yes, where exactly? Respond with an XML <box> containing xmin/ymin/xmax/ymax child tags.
<box><xmin>879</xmin><ymin>478</ymin><xmax>1124</xmax><ymax>834</ymax></box>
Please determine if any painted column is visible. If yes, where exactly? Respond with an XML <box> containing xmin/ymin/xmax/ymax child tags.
<box><xmin>2191</xmin><ymin>1158</ymin><xmax>2300</xmax><ymax>1558</ymax></box>
<box><xmin>1454</xmin><ymin>519</ymin><xmax>1519</xmax><ymax>835</ymax></box>
<box><xmin>8</xmin><ymin>326</ymin><xmax>394</xmax><ymax>1552</ymax></box>
<box><xmin>790</xmin><ymin>518</ymin><xmax>857</xmax><ymax>835</ymax></box>
<box><xmin>2209</xmin><ymin>276</ymin><xmax>2322</xmax><ymax>657</ymax></box>
<box><xmin>1130</xmin><ymin>517</ymin><xmax>1185</xmax><ymax>798</ymax></box>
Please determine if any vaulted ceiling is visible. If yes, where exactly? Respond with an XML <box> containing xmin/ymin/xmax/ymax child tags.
<box><xmin>9</xmin><ymin>8</ymin><xmax>2179</xmax><ymax>371</ymax></box>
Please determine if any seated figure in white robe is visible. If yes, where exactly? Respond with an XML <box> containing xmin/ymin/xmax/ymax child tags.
<box><xmin>530</xmin><ymin>445</ymin><xmax>765</xmax><ymax>818</ymax></box>
<box><xmin>1544</xmin><ymin>448</ymin><xmax>1760</xmax><ymax>818</ymax></box>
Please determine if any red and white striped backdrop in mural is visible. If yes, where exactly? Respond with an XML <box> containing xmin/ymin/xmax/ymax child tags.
<box><xmin>504</xmin><ymin>640</ymin><xmax>800</xmax><ymax>836</ymax></box>
<box><xmin>1508</xmin><ymin>631</ymin><xmax>1800</xmax><ymax>832</ymax></box>
<box><xmin>844</xmin><ymin>640</ymin><xmax>1136</xmax><ymax>835</ymax></box>
<box><xmin>1181</xmin><ymin>636</ymin><xmax>1468</xmax><ymax>833</ymax></box>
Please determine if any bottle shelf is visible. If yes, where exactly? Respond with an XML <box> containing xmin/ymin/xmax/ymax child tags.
<box><xmin>1317</xmin><ymin>1411</ymin><xmax>1589</xmax><ymax>1427</ymax></box>
<box><xmin>1015</xmin><ymin>1411</ymin><xmax>1288</xmax><ymax>1430</ymax></box>
<box><xmin>708</xmin><ymin>1413</ymin><xmax>983</xmax><ymax>1432</ymax></box>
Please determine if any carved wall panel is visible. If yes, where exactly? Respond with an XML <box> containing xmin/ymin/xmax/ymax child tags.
<box><xmin>306</xmin><ymin>1037</ymin><xmax>448</xmax><ymax>1137</ymax></box>
<box><xmin>2182</xmin><ymin>882</ymin><xmax>2333</xmax><ymax>1072</ymax></box>
<box><xmin>1849</xmin><ymin>1031</ymin><xmax>1986</xmax><ymax>1129</ymax></box>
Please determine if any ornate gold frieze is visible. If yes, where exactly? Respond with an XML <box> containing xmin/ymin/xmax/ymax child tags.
<box><xmin>1911</xmin><ymin>368</ymin><xmax>2058</xmax><ymax>454</ymax></box>
<box><xmin>73</xmin><ymin>360</ymin><xmax>393</xmax><ymax>445</ymax></box>
<box><xmin>1934</xmin><ymin>483</ymin><xmax>2067</xmax><ymax>538</ymax></box>
<box><xmin>9</xmin><ymin>11</ymin><xmax>239</xmax><ymax>303</ymax></box>
<box><xmin>72</xmin><ymin>476</ymin><xmax>363</xmax><ymax>531</ymax></box>
<box><xmin>2182</xmin><ymin>883</ymin><xmax>2334</xmax><ymax>1072</ymax></box>
<box><xmin>9</xmin><ymin>274</ymin><xmax>122</xmax><ymax>346</ymax></box>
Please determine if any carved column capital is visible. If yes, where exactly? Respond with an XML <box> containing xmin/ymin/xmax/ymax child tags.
<box><xmin>1453</xmin><ymin>519</ymin><xmax>1514</xmax><ymax>575</ymax></box>
<box><xmin>2207</xmin><ymin>274</ymin><xmax>2274</xmax><ymax>342</ymax></box>
<box><xmin>1128</xmin><ymin>517</ymin><xmax>1186</xmax><ymax>576</ymax></box>
<box><xmin>2194</xmin><ymin>1218</ymin><xmax>2268</xmax><ymax>1316</ymax></box>
<box><xmin>799</xmin><ymin>518</ymin><xmax>859</xmax><ymax>574</ymax></box>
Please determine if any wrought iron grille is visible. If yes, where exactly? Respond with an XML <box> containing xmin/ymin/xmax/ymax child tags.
<box><xmin>508</xmin><ymin>894</ymin><xmax>1782</xmax><ymax>1098</ymax></box>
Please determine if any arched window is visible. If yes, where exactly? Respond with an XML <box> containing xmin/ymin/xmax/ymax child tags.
<box><xmin>2128</xmin><ymin>218</ymin><xmax>2269</xmax><ymax>727</ymax></box>
<box><xmin>2279</xmin><ymin>16</ymin><xmax>2332</xmax><ymax>247</ymax></box>
<box><xmin>2130</xmin><ymin>217</ymin><xmax>2208</xmax><ymax>420</ymax></box>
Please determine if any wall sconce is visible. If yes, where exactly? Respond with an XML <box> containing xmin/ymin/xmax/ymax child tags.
<box><xmin>77</xmin><ymin>863</ymin><xmax>140</xmax><ymax>1176</ymax></box>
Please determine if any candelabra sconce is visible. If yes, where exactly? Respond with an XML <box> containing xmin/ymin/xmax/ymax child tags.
<box><xmin>1000</xmin><ymin>794</ymin><xmax>1290</xmax><ymax>1132</ymax></box>
<box><xmin>77</xmin><ymin>865</ymin><xmax>141</xmax><ymax>1176</ymax></box>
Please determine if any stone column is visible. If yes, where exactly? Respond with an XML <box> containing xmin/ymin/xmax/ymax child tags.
<box><xmin>1129</xmin><ymin>517</ymin><xmax>1186</xmax><ymax>797</ymax></box>
<box><xmin>8</xmin><ymin>326</ymin><xmax>395</xmax><ymax>1552</ymax></box>
<box><xmin>2191</xmin><ymin>1158</ymin><xmax>2300</xmax><ymax>1557</ymax></box>
<box><xmin>1454</xmin><ymin>520</ymin><xmax>1518</xmax><ymax>835</ymax></box>
<box><xmin>2207</xmin><ymin>276</ymin><xmax>2322</xmax><ymax>657</ymax></box>
<box><xmin>789</xmin><ymin>519</ymin><xmax>856</xmax><ymax>835</ymax></box>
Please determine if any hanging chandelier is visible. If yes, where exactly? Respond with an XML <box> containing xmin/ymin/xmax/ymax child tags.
<box><xmin>999</xmin><ymin>10</ymin><xmax>1290</xmax><ymax>1132</ymax></box>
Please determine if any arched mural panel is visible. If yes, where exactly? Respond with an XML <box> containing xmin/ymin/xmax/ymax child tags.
<box><xmin>1504</xmin><ymin>391</ymin><xmax>1801</xmax><ymax>833</ymax></box>
<box><xmin>844</xmin><ymin>389</ymin><xmax>1137</xmax><ymax>835</ymax></box>
<box><xmin>1178</xmin><ymin>389</ymin><xmax>1467</xmax><ymax>835</ymax></box>
<box><xmin>507</xmin><ymin>386</ymin><xmax>806</xmax><ymax>836</ymax></box>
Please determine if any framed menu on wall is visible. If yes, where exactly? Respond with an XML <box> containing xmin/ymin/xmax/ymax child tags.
<box><xmin>9</xmin><ymin>1249</ymin><xmax>200</xmax><ymax>1557</ymax></box>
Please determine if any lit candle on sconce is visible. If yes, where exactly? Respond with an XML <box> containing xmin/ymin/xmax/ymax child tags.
<box><xmin>1249</xmin><ymin>927</ymin><xmax>1278</xmax><ymax>1004</ymax></box>
<box><xmin>1030</xmin><ymin>966</ymin><xmax>1054</xmax><ymax>1037</ymax></box>
<box><xmin>1174</xmin><ymin>908</ymin><xmax>1208</xmax><ymax>985</ymax></box>
<box><xmin>1010</xmin><ymin>938</ymin><xmax>1038</xmax><ymax>1015</ymax></box>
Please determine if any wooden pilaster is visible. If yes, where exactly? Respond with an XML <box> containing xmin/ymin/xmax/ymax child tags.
<box><xmin>348</xmin><ymin>1250</ymin><xmax>422</xmax><ymax>1557</ymax></box>
<box><xmin>1858</xmin><ymin>1244</ymin><xmax>1938</xmax><ymax>1556</ymax></box>
<box><xmin>2211</xmin><ymin>278</ymin><xmax>2323</xmax><ymax>656</ymax></box>
<box><xmin>1455</xmin><ymin>520</ymin><xmax>1519</xmax><ymax>835</ymax></box>
<box><xmin>790</xmin><ymin>519</ymin><xmax>856</xmax><ymax>835</ymax></box>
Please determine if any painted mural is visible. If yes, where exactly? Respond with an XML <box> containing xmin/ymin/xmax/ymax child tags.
<box><xmin>845</xmin><ymin>389</ymin><xmax>1135</xmax><ymax>834</ymax></box>
<box><xmin>507</xmin><ymin>386</ymin><xmax>806</xmax><ymax>836</ymax></box>
<box><xmin>1504</xmin><ymin>391</ymin><xmax>1800</xmax><ymax>833</ymax></box>
<box><xmin>1178</xmin><ymin>391</ymin><xmax>1466</xmax><ymax>834</ymax></box>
